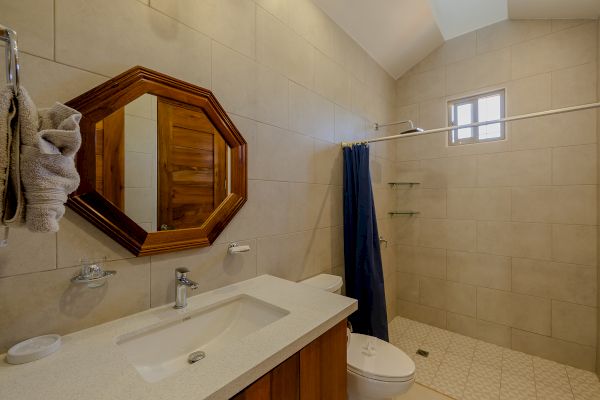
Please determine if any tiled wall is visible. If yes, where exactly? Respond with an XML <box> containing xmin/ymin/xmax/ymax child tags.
<box><xmin>394</xmin><ymin>20</ymin><xmax>598</xmax><ymax>371</ymax></box>
<box><xmin>124</xmin><ymin>94</ymin><xmax>158</xmax><ymax>231</ymax></box>
<box><xmin>0</xmin><ymin>0</ymin><xmax>398</xmax><ymax>352</ymax></box>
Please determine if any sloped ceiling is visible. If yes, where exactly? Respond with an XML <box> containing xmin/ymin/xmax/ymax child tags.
<box><xmin>313</xmin><ymin>0</ymin><xmax>599</xmax><ymax>79</ymax></box>
<box><xmin>312</xmin><ymin>0</ymin><xmax>444</xmax><ymax>80</ymax></box>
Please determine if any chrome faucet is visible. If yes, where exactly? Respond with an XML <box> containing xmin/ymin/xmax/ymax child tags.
<box><xmin>174</xmin><ymin>268</ymin><xmax>198</xmax><ymax>309</ymax></box>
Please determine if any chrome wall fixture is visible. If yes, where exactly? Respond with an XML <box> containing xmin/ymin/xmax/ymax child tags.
<box><xmin>342</xmin><ymin>101</ymin><xmax>600</xmax><ymax>147</ymax></box>
<box><xmin>0</xmin><ymin>24</ymin><xmax>20</xmax><ymax>92</ymax></box>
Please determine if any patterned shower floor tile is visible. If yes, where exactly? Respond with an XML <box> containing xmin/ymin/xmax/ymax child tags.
<box><xmin>389</xmin><ymin>317</ymin><xmax>599</xmax><ymax>400</ymax></box>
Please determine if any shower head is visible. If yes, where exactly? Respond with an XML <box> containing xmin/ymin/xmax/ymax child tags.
<box><xmin>373</xmin><ymin>119</ymin><xmax>423</xmax><ymax>134</ymax></box>
<box><xmin>399</xmin><ymin>120</ymin><xmax>423</xmax><ymax>134</ymax></box>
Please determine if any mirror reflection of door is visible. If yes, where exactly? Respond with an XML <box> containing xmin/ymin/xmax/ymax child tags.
<box><xmin>94</xmin><ymin>94</ymin><xmax>229</xmax><ymax>232</ymax></box>
<box><xmin>158</xmin><ymin>98</ymin><xmax>228</xmax><ymax>231</ymax></box>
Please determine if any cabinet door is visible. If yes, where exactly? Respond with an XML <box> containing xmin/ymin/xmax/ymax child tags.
<box><xmin>299</xmin><ymin>320</ymin><xmax>347</xmax><ymax>400</ymax></box>
<box><xmin>231</xmin><ymin>353</ymin><xmax>299</xmax><ymax>399</ymax></box>
<box><xmin>231</xmin><ymin>374</ymin><xmax>270</xmax><ymax>400</ymax></box>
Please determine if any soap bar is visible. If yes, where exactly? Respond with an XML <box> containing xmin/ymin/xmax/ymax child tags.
<box><xmin>6</xmin><ymin>334</ymin><xmax>61</xmax><ymax>364</ymax></box>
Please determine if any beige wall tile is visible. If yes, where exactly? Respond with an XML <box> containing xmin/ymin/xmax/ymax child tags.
<box><xmin>402</xmin><ymin>67</ymin><xmax>446</xmax><ymax>104</ymax></box>
<box><xmin>19</xmin><ymin>53</ymin><xmax>106</xmax><ymax>109</ymax></box>
<box><xmin>510</xmin><ymin>110</ymin><xmax>597</xmax><ymax>151</ymax></box>
<box><xmin>211</xmin><ymin>41</ymin><xmax>257</xmax><ymax>119</ymax></box>
<box><xmin>476</xmin><ymin>150</ymin><xmax>551</xmax><ymax>188</ymax></box>
<box><xmin>446</xmin><ymin>251</ymin><xmax>511</xmax><ymax>291</ymax></box>
<box><xmin>446</xmin><ymin>48</ymin><xmax>510</xmax><ymax>95</ymax></box>
<box><xmin>0</xmin><ymin>258</ymin><xmax>150</xmax><ymax>352</ymax></box>
<box><xmin>552</xmin><ymin>224</ymin><xmax>597</xmax><ymax>266</ymax></box>
<box><xmin>0</xmin><ymin>0</ymin><xmax>54</xmax><ymax>59</ymax></box>
<box><xmin>446</xmin><ymin>312</ymin><xmax>512</xmax><ymax>347</ymax></box>
<box><xmin>288</xmin><ymin>0</ymin><xmax>334</xmax><ymax>56</ymax></box>
<box><xmin>57</xmin><ymin>211</ymin><xmax>135</xmax><ymax>269</ymax></box>
<box><xmin>512</xmin><ymin>258</ymin><xmax>596</xmax><ymax>306</ymax></box>
<box><xmin>420</xmin><ymin>277</ymin><xmax>476</xmax><ymax>317</ymax></box>
<box><xmin>397</xmin><ymin>272</ymin><xmax>420</xmax><ymax>302</ymax></box>
<box><xmin>551</xmin><ymin>19</ymin><xmax>589</xmax><ymax>32</ymax></box>
<box><xmin>510</xmin><ymin>149</ymin><xmax>552</xmax><ymax>186</ymax></box>
<box><xmin>551</xmin><ymin>62</ymin><xmax>598</xmax><ymax>108</ymax></box>
<box><xmin>0</xmin><ymin>227</ymin><xmax>56</xmax><ymax>278</ymax></box>
<box><xmin>506</xmin><ymin>73</ymin><xmax>552</xmax><ymax>116</ymax></box>
<box><xmin>422</xmin><ymin>156</ymin><xmax>478</xmax><ymax>188</ymax></box>
<box><xmin>255</xmin><ymin>0</ymin><xmax>288</xmax><ymax>23</ymax></box>
<box><xmin>445</xmin><ymin>280</ymin><xmax>477</xmax><ymax>317</ymax></box>
<box><xmin>256</xmin><ymin>65</ymin><xmax>289</xmax><ymax>129</ymax></box>
<box><xmin>150</xmin><ymin>0</ymin><xmax>255</xmax><ymax>58</ymax></box>
<box><xmin>256</xmin><ymin>231</ymin><xmax>317</xmax><ymax>281</ymax></box>
<box><xmin>511</xmin><ymin>22</ymin><xmax>597</xmax><ymax>79</ymax></box>
<box><xmin>419</xmin><ymin>276</ymin><xmax>446</xmax><ymax>309</ymax></box>
<box><xmin>443</xmin><ymin>32</ymin><xmax>477</xmax><ymax>65</ymax></box>
<box><xmin>397</xmin><ymin>299</ymin><xmax>446</xmax><ymax>329</ymax></box>
<box><xmin>512</xmin><ymin>329</ymin><xmax>596</xmax><ymax>371</ymax></box>
<box><xmin>150</xmin><ymin>241</ymin><xmax>257</xmax><ymax>307</ymax></box>
<box><xmin>289</xmin><ymin>81</ymin><xmax>335</xmax><ymax>142</ymax></box>
<box><xmin>409</xmin><ymin>189</ymin><xmax>447</xmax><ymax>219</ymax></box>
<box><xmin>552</xmin><ymin>144</ymin><xmax>597</xmax><ymax>185</ymax></box>
<box><xmin>313</xmin><ymin>49</ymin><xmax>351</xmax><ymax>109</ymax></box>
<box><xmin>56</xmin><ymin>0</ymin><xmax>212</xmax><ymax>87</ymax></box>
<box><xmin>419</xmin><ymin>218</ymin><xmax>476</xmax><ymax>252</ymax></box>
<box><xmin>551</xmin><ymin>185</ymin><xmax>597</xmax><ymax>225</ymax></box>
<box><xmin>253</xmin><ymin>123</ymin><xmax>314</xmax><ymax>182</ymax></box>
<box><xmin>447</xmin><ymin>188</ymin><xmax>511</xmax><ymax>221</ymax></box>
<box><xmin>477</xmin><ymin>221</ymin><xmax>552</xmax><ymax>259</ymax></box>
<box><xmin>477</xmin><ymin>287</ymin><xmax>551</xmax><ymax>335</ymax></box>
<box><xmin>476</xmin><ymin>221</ymin><xmax>512</xmax><ymax>255</ymax></box>
<box><xmin>511</xmin><ymin>185</ymin><xmax>596</xmax><ymax>226</ymax></box>
<box><xmin>397</xmin><ymin>245</ymin><xmax>446</xmax><ymax>279</ymax></box>
<box><xmin>552</xmin><ymin>300</ymin><xmax>597</xmax><ymax>346</ymax></box>
<box><xmin>476</xmin><ymin>20</ymin><xmax>551</xmax><ymax>54</ymax></box>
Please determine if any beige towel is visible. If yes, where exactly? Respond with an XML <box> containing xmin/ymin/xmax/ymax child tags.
<box><xmin>18</xmin><ymin>88</ymin><xmax>82</xmax><ymax>233</ymax></box>
<box><xmin>0</xmin><ymin>85</ymin><xmax>23</xmax><ymax>228</ymax></box>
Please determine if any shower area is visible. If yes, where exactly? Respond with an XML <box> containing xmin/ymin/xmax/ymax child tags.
<box><xmin>359</xmin><ymin>18</ymin><xmax>600</xmax><ymax>400</ymax></box>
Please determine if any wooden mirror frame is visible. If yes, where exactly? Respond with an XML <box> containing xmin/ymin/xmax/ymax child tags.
<box><xmin>66</xmin><ymin>66</ymin><xmax>247</xmax><ymax>256</ymax></box>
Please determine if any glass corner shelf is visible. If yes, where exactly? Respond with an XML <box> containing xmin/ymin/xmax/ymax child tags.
<box><xmin>388</xmin><ymin>182</ymin><xmax>420</xmax><ymax>187</ymax></box>
<box><xmin>388</xmin><ymin>211</ymin><xmax>420</xmax><ymax>216</ymax></box>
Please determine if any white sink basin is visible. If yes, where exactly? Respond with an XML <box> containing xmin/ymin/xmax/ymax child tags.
<box><xmin>116</xmin><ymin>294</ymin><xmax>289</xmax><ymax>383</ymax></box>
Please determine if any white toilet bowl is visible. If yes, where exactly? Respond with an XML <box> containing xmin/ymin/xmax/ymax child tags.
<box><xmin>300</xmin><ymin>274</ymin><xmax>416</xmax><ymax>400</ymax></box>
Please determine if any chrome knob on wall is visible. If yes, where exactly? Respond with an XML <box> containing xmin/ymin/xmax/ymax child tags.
<box><xmin>379</xmin><ymin>236</ymin><xmax>388</xmax><ymax>248</ymax></box>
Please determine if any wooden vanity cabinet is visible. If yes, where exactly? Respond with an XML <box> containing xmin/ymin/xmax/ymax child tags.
<box><xmin>231</xmin><ymin>319</ymin><xmax>347</xmax><ymax>400</ymax></box>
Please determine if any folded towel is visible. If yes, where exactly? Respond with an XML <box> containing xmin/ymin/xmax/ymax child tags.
<box><xmin>0</xmin><ymin>85</ymin><xmax>23</xmax><ymax>228</ymax></box>
<box><xmin>18</xmin><ymin>88</ymin><xmax>82</xmax><ymax>233</ymax></box>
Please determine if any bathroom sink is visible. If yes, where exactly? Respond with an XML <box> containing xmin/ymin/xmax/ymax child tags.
<box><xmin>116</xmin><ymin>294</ymin><xmax>290</xmax><ymax>383</ymax></box>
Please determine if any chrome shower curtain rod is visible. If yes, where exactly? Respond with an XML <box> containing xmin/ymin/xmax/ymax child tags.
<box><xmin>341</xmin><ymin>101</ymin><xmax>600</xmax><ymax>147</ymax></box>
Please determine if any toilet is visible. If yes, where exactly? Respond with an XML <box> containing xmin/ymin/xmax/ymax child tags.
<box><xmin>300</xmin><ymin>274</ymin><xmax>415</xmax><ymax>400</ymax></box>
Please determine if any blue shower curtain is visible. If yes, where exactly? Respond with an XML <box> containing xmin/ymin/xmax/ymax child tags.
<box><xmin>343</xmin><ymin>144</ymin><xmax>389</xmax><ymax>341</ymax></box>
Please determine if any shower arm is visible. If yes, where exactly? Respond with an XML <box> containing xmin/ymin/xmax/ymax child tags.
<box><xmin>342</xmin><ymin>101</ymin><xmax>600</xmax><ymax>148</ymax></box>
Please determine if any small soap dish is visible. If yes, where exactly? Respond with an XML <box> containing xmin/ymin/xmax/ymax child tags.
<box><xmin>6</xmin><ymin>334</ymin><xmax>62</xmax><ymax>364</ymax></box>
<box><xmin>71</xmin><ymin>258</ymin><xmax>116</xmax><ymax>288</ymax></box>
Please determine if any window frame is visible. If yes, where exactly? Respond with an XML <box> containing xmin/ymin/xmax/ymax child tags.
<box><xmin>447</xmin><ymin>89</ymin><xmax>506</xmax><ymax>146</ymax></box>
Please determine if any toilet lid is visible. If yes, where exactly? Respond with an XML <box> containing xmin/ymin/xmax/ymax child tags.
<box><xmin>347</xmin><ymin>333</ymin><xmax>415</xmax><ymax>382</ymax></box>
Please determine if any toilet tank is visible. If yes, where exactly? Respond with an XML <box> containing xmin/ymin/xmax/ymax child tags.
<box><xmin>300</xmin><ymin>274</ymin><xmax>343</xmax><ymax>294</ymax></box>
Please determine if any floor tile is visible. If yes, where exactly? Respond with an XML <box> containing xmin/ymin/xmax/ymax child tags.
<box><xmin>388</xmin><ymin>317</ymin><xmax>598</xmax><ymax>400</ymax></box>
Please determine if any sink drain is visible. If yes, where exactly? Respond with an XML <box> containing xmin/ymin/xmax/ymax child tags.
<box><xmin>188</xmin><ymin>351</ymin><xmax>206</xmax><ymax>364</ymax></box>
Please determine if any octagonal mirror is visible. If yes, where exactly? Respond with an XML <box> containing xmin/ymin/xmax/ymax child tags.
<box><xmin>66</xmin><ymin>66</ymin><xmax>247</xmax><ymax>256</ymax></box>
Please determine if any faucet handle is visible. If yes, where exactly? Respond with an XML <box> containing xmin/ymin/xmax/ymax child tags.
<box><xmin>175</xmin><ymin>267</ymin><xmax>190</xmax><ymax>279</ymax></box>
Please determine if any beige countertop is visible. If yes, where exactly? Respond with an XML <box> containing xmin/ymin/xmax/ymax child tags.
<box><xmin>0</xmin><ymin>275</ymin><xmax>357</xmax><ymax>400</ymax></box>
